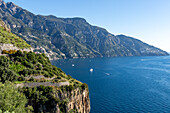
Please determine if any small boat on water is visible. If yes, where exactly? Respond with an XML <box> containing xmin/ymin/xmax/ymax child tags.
<box><xmin>90</xmin><ymin>68</ymin><xmax>93</xmax><ymax>72</ymax></box>
<box><xmin>72</xmin><ymin>64</ymin><xmax>75</xmax><ymax>66</ymax></box>
<box><xmin>105</xmin><ymin>73</ymin><xmax>110</xmax><ymax>75</ymax></box>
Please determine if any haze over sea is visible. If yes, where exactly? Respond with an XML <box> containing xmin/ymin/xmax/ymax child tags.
<box><xmin>52</xmin><ymin>56</ymin><xmax>170</xmax><ymax>113</ymax></box>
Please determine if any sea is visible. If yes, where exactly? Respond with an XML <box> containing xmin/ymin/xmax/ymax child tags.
<box><xmin>52</xmin><ymin>56</ymin><xmax>170</xmax><ymax>113</ymax></box>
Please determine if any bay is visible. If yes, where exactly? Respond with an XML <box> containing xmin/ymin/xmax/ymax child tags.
<box><xmin>52</xmin><ymin>56</ymin><xmax>170</xmax><ymax>113</ymax></box>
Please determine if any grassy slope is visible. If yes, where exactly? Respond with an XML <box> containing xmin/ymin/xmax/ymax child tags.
<box><xmin>0</xmin><ymin>26</ymin><xmax>31</xmax><ymax>49</ymax></box>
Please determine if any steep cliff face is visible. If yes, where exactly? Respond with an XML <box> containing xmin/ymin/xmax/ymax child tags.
<box><xmin>58</xmin><ymin>88</ymin><xmax>90</xmax><ymax>113</ymax></box>
<box><xmin>30</xmin><ymin>88</ymin><xmax>90</xmax><ymax>113</ymax></box>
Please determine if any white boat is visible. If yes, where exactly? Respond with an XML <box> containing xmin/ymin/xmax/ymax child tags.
<box><xmin>90</xmin><ymin>68</ymin><xmax>93</xmax><ymax>72</ymax></box>
<box><xmin>72</xmin><ymin>64</ymin><xmax>75</xmax><ymax>66</ymax></box>
<box><xmin>105</xmin><ymin>73</ymin><xmax>110</xmax><ymax>75</ymax></box>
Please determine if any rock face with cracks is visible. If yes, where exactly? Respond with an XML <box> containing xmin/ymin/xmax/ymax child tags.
<box><xmin>29</xmin><ymin>87</ymin><xmax>90</xmax><ymax>113</ymax></box>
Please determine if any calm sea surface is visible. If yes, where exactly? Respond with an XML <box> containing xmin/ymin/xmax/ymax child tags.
<box><xmin>52</xmin><ymin>56</ymin><xmax>170</xmax><ymax>113</ymax></box>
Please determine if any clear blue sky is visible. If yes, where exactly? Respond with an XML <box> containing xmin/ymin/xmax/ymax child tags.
<box><xmin>4</xmin><ymin>0</ymin><xmax>170</xmax><ymax>51</ymax></box>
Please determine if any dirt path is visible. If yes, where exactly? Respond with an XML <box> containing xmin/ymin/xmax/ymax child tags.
<box><xmin>16</xmin><ymin>81</ymin><xmax>69</xmax><ymax>88</ymax></box>
<box><xmin>25</xmin><ymin>75</ymin><xmax>56</xmax><ymax>80</ymax></box>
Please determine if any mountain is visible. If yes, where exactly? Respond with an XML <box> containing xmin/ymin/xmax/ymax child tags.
<box><xmin>0</xmin><ymin>1</ymin><xmax>168</xmax><ymax>59</ymax></box>
<box><xmin>0</xmin><ymin>19</ymin><xmax>90</xmax><ymax>112</ymax></box>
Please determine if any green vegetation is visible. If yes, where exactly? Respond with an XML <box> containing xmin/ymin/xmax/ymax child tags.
<box><xmin>0</xmin><ymin>15</ymin><xmax>89</xmax><ymax>112</ymax></box>
<box><xmin>0</xmin><ymin>82</ymin><xmax>27</xmax><ymax>113</ymax></box>
<box><xmin>0</xmin><ymin>17</ymin><xmax>89</xmax><ymax>111</ymax></box>
<box><xmin>69</xmin><ymin>109</ymin><xmax>78</xmax><ymax>113</ymax></box>
<box><xmin>0</xmin><ymin>50</ymin><xmax>64</xmax><ymax>83</ymax></box>
<box><xmin>0</xmin><ymin>50</ymin><xmax>88</xmax><ymax>112</ymax></box>
<box><xmin>0</xmin><ymin>26</ymin><xmax>31</xmax><ymax>49</ymax></box>
<box><xmin>81</xmin><ymin>83</ymin><xmax>88</xmax><ymax>90</ymax></box>
<box><xmin>21</xmin><ymin>86</ymin><xmax>55</xmax><ymax>112</ymax></box>
<box><xmin>21</xmin><ymin>84</ymin><xmax>86</xmax><ymax>112</ymax></box>
<box><xmin>2</xmin><ymin>50</ymin><xmax>17</xmax><ymax>54</ymax></box>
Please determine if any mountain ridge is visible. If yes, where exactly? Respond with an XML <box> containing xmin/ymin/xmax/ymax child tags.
<box><xmin>0</xmin><ymin>1</ymin><xmax>168</xmax><ymax>59</ymax></box>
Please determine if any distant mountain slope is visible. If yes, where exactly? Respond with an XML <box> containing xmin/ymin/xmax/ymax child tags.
<box><xmin>0</xmin><ymin>1</ymin><xmax>168</xmax><ymax>59</ymax></box>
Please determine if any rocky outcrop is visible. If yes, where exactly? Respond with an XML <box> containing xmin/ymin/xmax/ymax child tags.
<box><xmin>65</xmin><ymin>88</ymin><xmax>90</xmax><ymax>113</ymax></box>
<box><xmin>0</xmin><ymin>18</ymin><xmax>10</xmax><ymax>32</ymax></box>
<box><xmin>29</xmin><ymin>87</ymin><xmax>90</xmax><ymax>113</ymax></box>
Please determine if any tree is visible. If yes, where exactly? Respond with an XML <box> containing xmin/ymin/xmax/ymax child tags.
<box><xmin>0</xmin><ymin>56</ymin><xmax>9</xmax><ymax>68</ymax></box>
<box><xmin>0</xmin><ymin>68</ymin><xmax>18</xmax><ymax>83</ymax></box>
<box><xmin>0</xmin><ymin>82</ymin><xmax>27</xmax><ymax>113</ymax></box>
<box><xmin>27</xmin><ymin>52</ymin><xmax>35</xmax><ymax>61</ymax></box>
<box><xmin>15</xmin><ymin>50</ymin><xmax>23</xmax><ymax>57</ymax></box>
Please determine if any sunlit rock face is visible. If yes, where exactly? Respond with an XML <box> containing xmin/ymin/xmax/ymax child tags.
<box><xmin>28</xmin><ymin>88</ymin><xmax>90</xmax><ymax>113</ymax></box>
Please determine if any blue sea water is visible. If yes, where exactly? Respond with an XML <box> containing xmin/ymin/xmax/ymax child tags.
<box><xmin>52</xmin><ymin>56</ymin><xmax>170</xmax><ymax>113</ymax></box>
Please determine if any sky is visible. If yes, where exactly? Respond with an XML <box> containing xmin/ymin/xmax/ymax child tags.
<box><xmin>4</xmin><ymin>0</ymin><xmax>170</xmax><ymax>51</ymax></box>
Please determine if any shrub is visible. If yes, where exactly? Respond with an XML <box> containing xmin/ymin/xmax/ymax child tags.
<box><xmin>20</xmin><ymin>69</ymin><xmax>29</xmax><ymax>76</ymax></box>
<box><xmin>25</xmin><ymin>105</ymin><xmax>34</xmax><ymax>113</ymax></box>
<box><xmin>0</xmin><ymin>68</ymin><xmax>18</xmax><ymax>83</ymax></box>
<box><xmin>26</xmin><ymin>52</ymin><xmax>35</xmax><ymax>61</ymax></box>
<box><xmin>8</xmin><ymin>50</ymin><xmax>17</xmax><ymax>54</ymax></box>
<box><xmin>44</xmin><ymin>71</ymin><xmax>50</xmax><ymax>77</ymax></box>
<box><xmin>2</xmin><ymin>50</ymin><xmax>9</xmax><ymax>54</ymax></box>
<box><xmin>18</xmin><ymin>75</ymin><xmax>25</xmax><ymax>81</ymax></box>
<box><xmin>28</xmin><ymin>77</ymin><xmax>34</xmax><ymax>82</ymax></box>
<box><xmin>66</xmin><ymin>85</ymin><xmax>74</xmax><ymax>92</ymax></box>
<box><xmin>0</xmin><ymin>82</ymin><xmax>27</xmax><ymax>113</ymax></box>
<box><xmin>0</xmin><ymin>56</ymin><xmax>9</xmax><ymax>68</ymax></box>
<box><xmin>15</xmin><ymin>50</ymin><xmax>23</xmax><ymax>57</ymax></box>
<box><xmin>37</xmin><ymin>64</ymin><xmax>42</xmax><ymax>70</ymax></box>
<box><xmin>81</xmin><ymin>83</ymin><xmax>88</xmax><ymax>90</ymax></box>
<box><xmin>67</xmin><ymin>75</ymin><xmax>72</xmax><ymax>79</ymax></box>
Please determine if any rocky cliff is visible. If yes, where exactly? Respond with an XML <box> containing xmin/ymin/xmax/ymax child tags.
<box><xmin>28</xmin><ymin>87</ymin><xmax>90</xmax><ymax>113</ymax></box>
<box><xmin>66</xmin><ymin>88</ymin><xmax>90</xmax><ymax>113</ymax></box>
<box><xmin>0</xmin><ymin>1</ymin><xmax>168</xmax><ymax>59</ymax></box>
